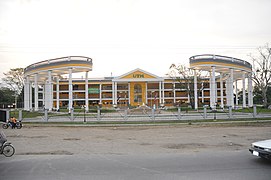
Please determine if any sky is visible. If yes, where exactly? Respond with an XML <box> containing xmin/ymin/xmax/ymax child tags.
<box><xmin>0</xmin><ymin>0</ymin><xmax>270</xmax><ymax>80</ymax></box>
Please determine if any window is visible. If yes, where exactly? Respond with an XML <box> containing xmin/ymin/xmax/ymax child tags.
<box><xmin>73</xmin><ymin>84</ymin><xmax>79</xmax><ymax>90</ymax></box>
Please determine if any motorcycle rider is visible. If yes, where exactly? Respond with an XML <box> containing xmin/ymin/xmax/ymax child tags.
<box><xmin>7</xmin><ymin>118</ymin><xmax>13</xmax><ymax>127</ymax></box>
<box><xmin>10</xmin><ymin>117</ymin><xmax>17</xmax><ymax>129</ymax></box>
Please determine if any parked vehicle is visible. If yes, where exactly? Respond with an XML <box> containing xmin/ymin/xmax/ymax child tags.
<box><xmin>249</xmin><ymin>139</ymin><xmax>271</xmax><ymax>160</ymax></box>
<box><xmin>2</xmin><ymin>120</ymin><xmax>22</xmax><ymax>129</ymax></box>
<box><xmin>0</xmin><ymin>131</ymin><xmax>15</xmax><ymax>157</ymax></box>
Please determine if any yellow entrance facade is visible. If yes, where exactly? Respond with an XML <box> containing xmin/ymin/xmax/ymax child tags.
<box><xmin>112</xmin><ymin>68</ymin><xmax>164</xmax><ymax>107</ymax></box>
<box><xmin>129</xmin><ymin>82</ymin><xmax>147</xmax><ymax>106</ymax></box>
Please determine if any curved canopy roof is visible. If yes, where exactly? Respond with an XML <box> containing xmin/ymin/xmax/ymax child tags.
<box><xmin>189</xmin><ymin>54</ymin><xmax>252</xmax><ymax>80</ymax></box>
<box><xmin>24</xmin><ymin>56</ymin><xmax>92</xmax><ymax>82</ymax></box>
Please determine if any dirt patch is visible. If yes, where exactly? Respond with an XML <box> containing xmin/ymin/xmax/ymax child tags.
<box><xmin>8</xmin><ymin>135</ymin><xmax>47</xmax><ymax>139</ymax></box>
<box><xmin>140</xmin><ymin>142</ymin><xmax>152</xmax><ymax>146</ymax></box>
<box><xmin>164</xmin><ymin>143</ymin><xmax>206</xmax><ymax>149</ymax></box>
<box><xmin>228</xmin><ymin>142</ymin><xmax>246</xmax><ymax>150</ymax></box>
<box><xmin>110</xmin><ymin>127</ymin><xmax>150</xmax><ymax>131</ymax></box>
<box><xmin>225</xmin><ymin>134</ymin><xmax>239</xmax><ymax>137</ymax></box>
<box><xmin>17</xmin><ymin>150</ymin><xmax>73</xmax><ymax>155</ymax></box>
<box><xmin>27</xmin><ymin>136</ymin><xmax>48</xmax><ymax>139</ymax></box>
<box><xmin>215</xmin><ymin>142</ymin><xmax>246</xmax><ymax>150</ymax></box>
<box><xmin>63</xmin><ymin>138</ymin><xmax>81</xmax><ymax>141</ymax></box>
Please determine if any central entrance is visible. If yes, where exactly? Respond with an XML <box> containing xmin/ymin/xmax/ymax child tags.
<box><xmin>134</xmin><ymin>84</ymin><xmax>142</xmax><ymax>103</ymax></box>
<box><xmin>113</xmin><ymin>68</ymin><xmax>164</xmax><ymax>107</ymax></box>
<box><xmin>130</xmin><ymin>82</ymin><xmax>146</xmax><ymax>106</ymax></box>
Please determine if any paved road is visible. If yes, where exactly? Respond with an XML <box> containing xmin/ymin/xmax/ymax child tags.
<box><xmin>1</xmin><ymin>150</ymin><xmax>270</xmax><ymax>180</ymax></box>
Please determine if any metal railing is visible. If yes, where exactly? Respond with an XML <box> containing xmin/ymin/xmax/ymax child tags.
<box><xmin>15</xmin><ymin>105</ymin><xmax>271</xmax><ymax>123</ymax></box>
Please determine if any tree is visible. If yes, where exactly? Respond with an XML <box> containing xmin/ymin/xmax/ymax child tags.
<box><xmin>2</xmin><ymin>68</ymin><xmax>24</xmax><ymax>108</ymax></box>
<box><xmin>253</xmin><ymin>85</ymin><xmax>271</xmax><ymax>106</ymax></box>
<box><xmin>250</xmin><ymin>44</ymin><xmax>271</xmax><ymax>107</ymax></box>
<box><xmin>0</xmin><ymin>87</ymin><xmax>16</xmax><ymax>108</ymax></box>
<box><xmin>252</xmin><ymin>86</ymin><xmax>263</xmax><ymax>105</ymax></box>
<box><xmin>168</xmin><ymin>64</ymin><xmax>209</xmax><ymax>109</ymax></box>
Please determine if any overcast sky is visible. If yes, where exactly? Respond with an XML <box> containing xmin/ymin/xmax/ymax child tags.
<box><xmin>0</xmin><ymin>0</ymin><xmax>270</xmax><ymax>80</ymax></box>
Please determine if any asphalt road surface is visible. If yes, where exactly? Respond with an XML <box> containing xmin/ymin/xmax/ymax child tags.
<box><xmin>1</xmin><ymin>150</ymin><xmax>271</xmax><ymax>180</ymax></box>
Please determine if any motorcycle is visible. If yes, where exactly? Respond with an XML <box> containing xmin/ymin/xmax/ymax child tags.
<box><xmin>0</xmin><ymin>131</ymin><xmax>15</xmax><ymax>157</ymax></box>
<box><xmin>2</xmin><ymin>120</ymin><xmax>22</xmax><ymax>129</ymax></box>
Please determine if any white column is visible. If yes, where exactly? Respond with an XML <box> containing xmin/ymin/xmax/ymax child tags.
<box><xmin>114</xmin><ymin>82</ymin><xmax>118</xmax><ymax>105</ymax></box>
<box><xmin>99</xmin><ymin>84</ymin><xmax>102</xmax><ymax>104</ymax></box>
<box><xmin>194</xmin><ymin>69</ymin><xmax>198</xmax><ymax>110</ymax></box>
<box><xmin>215</xmin><ymin>79</ymin><xmax>218</xmax><ymax>104</ymax></box>
<box><xmin>44</xmin><ymin>81</ymin><xmax>49</xmax><ymax>110</ymax></box>
<box><xmin>209</xmin><ymin>72</ymin><xmax>212</xmax><ymax>107</ymax></box>
<box><xmin>23</xmin><ymin>78</ymin><xmax>27</xmax><ymax>110</ymax></box>
<box><xmin>201</xmin><ymin>82</ymin><xmax>204</xmax><ymax>103</ymax></box>
<box><xmin>173</xmin><ymin>83</ymin><xmax>176</xmax><ymax>104</ymax></box>
<box><xmin>128</xmin><ymin>82</ymin><xmax>131</xmax><ymax>105</ymax></box>
<box><xmin>42</xmin><ymin>85</ymin><xmax>45</xmax><ymax>108</ymax></box>
<box><xmin>56</xmin><ymin>76</ymin><xmax>60</xmax><ymax>111</ymax></box>
<box><xmin>248</xmin><ymin>73</ymin><xmax>253</xmax><ymax>107</ymax></box>
<box><xmin>242</xmin><ymin>72</ymin><xmax>246</xmax><ymax>108</ymax></box>
<box><xmin>24</xmin><ymin>76</ymin><xmax>30</xmax><ymax>111</ymax></box>
<box><xmin>235</xmin><ymin>80</ymin><xmax>238</xmax><ymax>106</ymax></box>
<box><xmin>112</xmin><ymin>82</ymin><xmax>115</xmax><ymax>105</ymax></box>
<box><xmin>220</xmin><ymin>73</ymin><xmax>224</xmax><ymax>108</ymax></box>
<box><xmin>162</xmin><ymin>81</ymin><xmax>165</xmax><ymax>105</ymax></box>
<box><xmin>68</xmin><ymin>68</ymin><xmax>73</xmax><ymax>112</ymax></box>
<box><xmin>210</xmin><ymin>66</ymin><xmax>216</xmax><ymax>109</ymax></box>
<box><xmin>34</xmin><ymin>74</ymin><xmax>39</xmax><ymax>111</ymax></box>
<box><xmin>159</xmin><ymin>81</ymin><xmax>162</xmax><ymax>104</ymax></box>
<box><xmin>145</xmin><ymin>82</ymin><xmax>148</xmax><ymax>105</ymax></box>
<box><xmin>85</xmin><ymin>71</ymin><xmax>89</xmax><ymax>112</ymax></box>
<box><xmin>47</xmin><ymin>70</ymin><xmax>53</xmax><ymax>111</ymax></box>
<box><xmin>29</xmin><ymin>81</ymin><xmax>32</xmax><ymax>110</ymax></box>
<box><xmin>187</xmin><ymin>82</ymin><xmax>190</xmax><ymax>103</ymax></box>
<box><xmin>226</xmin><ymin>77</ymin><xmax>230</xmax><ymax>106</ymax></box>
<box><xmin>229</xmin><ymin>68</ymin><xmax>234</xmax><ymax>107</ymax></box>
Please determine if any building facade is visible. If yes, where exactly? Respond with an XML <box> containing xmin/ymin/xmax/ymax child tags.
<box><xmin>54</xmin><ymin>68</ymin><xmax>197</xmax><ymax>109</ymax></box>
<box><xmin>23</xmin><ymin>55</ymin><xmax>253</xmax><ymax>111</ymax></box>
